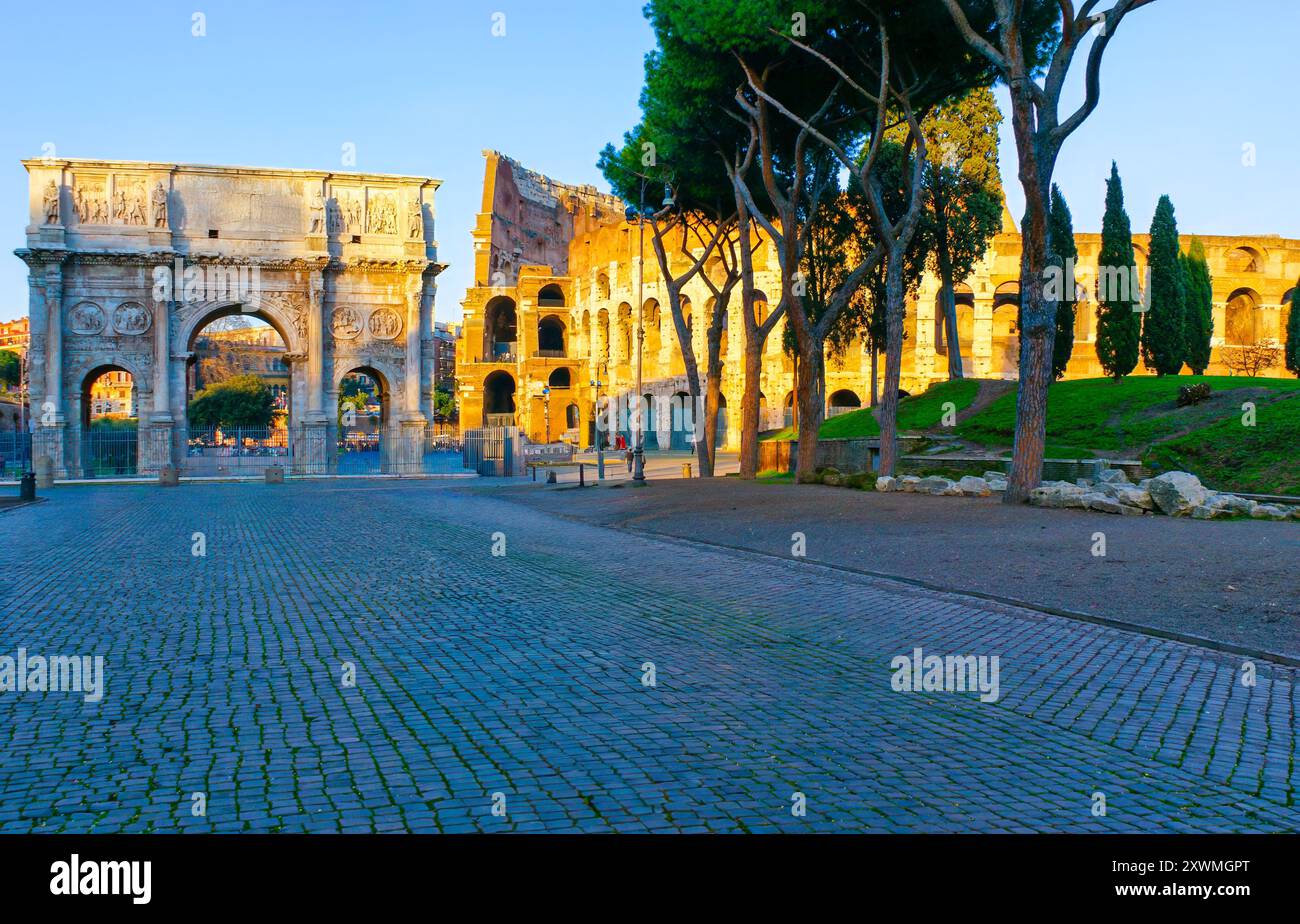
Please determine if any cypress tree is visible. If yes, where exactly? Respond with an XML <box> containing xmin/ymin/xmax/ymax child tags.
<box><xmin>1141</xmin><ymin>195</ymin><xmax>1186</xmax><ymax>375</ymax></box>
<box><xmin>1094</xmin><ymin>163</ymin><xmax>1141</xmax><ymax>381</ymax></box>
<box><xmin>1286</xmin><ymin>284</ymin><xmax>1300</xmax><ymax>377</ymax></box>
<box><xmin>1048</xmin><ymin>184</ymin><xmax>1078</xmax><ymax>380</ymax></box>
<box><xmin>1181</xmin><ymin>238</ymin><xmax>1214</xmax><ymax>375</ymax></box>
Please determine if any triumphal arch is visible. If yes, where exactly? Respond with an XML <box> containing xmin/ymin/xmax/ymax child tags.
<box><xmin>17</xmin><ymin>158</ymin><xmax>443</xmax><ymax>476</ymax></box>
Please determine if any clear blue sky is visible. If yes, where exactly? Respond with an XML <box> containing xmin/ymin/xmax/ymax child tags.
<box><xmin>2</xmin><ymin>0</ymin><xmax>1296</xmax><ymax>324</ymax></box>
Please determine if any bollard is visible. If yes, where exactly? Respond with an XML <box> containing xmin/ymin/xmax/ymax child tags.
<box><xmin>682</xmin><ymin>462</ymin><xmax>692</xmax><ymax>479</ymax></box>
<box><xmin>19</xmin><ymin>472</ymin><xmax>35</xmax><ymax>501</ymax></box>
<box><xmin>265</xmin><ymin>466</ymin><xmax>284</xmax><ymax>484</ymax></box>
<box><xmin>596</xmin><ymin>449</ymin><xmax>605</xmax><ymax>480</ymax></box>
<box><xmin>34</xmin><ymin>455</ymin><xmax>53</xmax><ymax>489</ymax></box>
<box><xmin>579</xmin><ymin>463</ymin><xmax>585</xmax><ymax>487</ymax></box>
<box><xmin>531</xmin><ymin>465</ymin><xmax>537</xmax><ymax>481</ymax></box>
<box><xmin>159</xmin><ymin>464</ymin><xmax>180</xmax><ymax>487</ymax></box>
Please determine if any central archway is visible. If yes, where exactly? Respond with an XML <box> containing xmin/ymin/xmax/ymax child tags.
<box><xmin>185</xmin><ymin>313</ymin><xmax>290</xmax><ymax>476</ymax></box>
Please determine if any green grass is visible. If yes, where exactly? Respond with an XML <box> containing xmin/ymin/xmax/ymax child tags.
<box><xmin>1144</xmin><ymin>395</ymin><xmax>1300</xmax><ymax>495</ymax></box>
<box><xmin>956</xmin><ymin>375</ymin><xmax>1300</xmax><ymax>455</ymax></box>
<box><xmin>762</xmin><ymin>378</ymin><xmax>981</xmax><ymax>441</ymax></box>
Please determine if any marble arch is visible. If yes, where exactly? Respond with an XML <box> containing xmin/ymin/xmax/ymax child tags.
<box><xmin>17</xmin><ymin>158</ymin><xmax>444</xmax><ymax>476</ymax></box>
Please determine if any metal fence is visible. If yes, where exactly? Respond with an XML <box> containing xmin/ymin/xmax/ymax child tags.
<box><xmin>79</xmin><ymin>426</ymin><xmax>139</xmax><ymax>478</ymax></box>
<box><xmin>183</xmin><ymin>427</ymin><xmax>289</xmax><ymax>477</ymax></box>
<box><xmin>336</xmin><ymin>424</ymin><xmax>480</xmax><ymax>476</ymax></box>
<box><xmin>0</xmin><ymin>431</ymin><xmax>31</xmax><ymax>482</ymax></box>
<box><xmin>463</xmin><ymin>426</ymin><xmax>525</xmax><ymax>477</ymax></box>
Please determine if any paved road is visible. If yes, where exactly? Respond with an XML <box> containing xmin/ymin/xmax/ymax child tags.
<box><xmin>0</xmin><ymin>480</ymin><xmax>1295</xmax><ymax>832</ymax></box>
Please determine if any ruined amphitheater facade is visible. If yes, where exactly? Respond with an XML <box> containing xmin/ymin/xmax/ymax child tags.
<box><xmin>457</xmin><ymin>151</ymin><xmax>1299</xmax><ymax>450</ymax></box>
<box><xmin>17</xmin><ymin>158</ymin><xmax>442</xmax><ymax>476</ymax></box>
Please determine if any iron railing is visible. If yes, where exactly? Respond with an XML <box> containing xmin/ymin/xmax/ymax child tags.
<box><xmin>79</xmin><ymin>425</ymin><xmax>139</xmax><ymax>477</ymax></box>
<box><xmin>183</xmin><ymin>427</ymin><xmax>289</xmax><ymax>477</ymax></box>
<box><xmin>0</xmin><ymin>431</ymin><xmax>31</xmax><ymax>481</ymax></box>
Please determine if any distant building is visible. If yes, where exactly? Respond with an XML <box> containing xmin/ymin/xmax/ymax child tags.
<box><xmin>0</xmin><ymin>317</ymin><xmax>29</xmax><ymax>357</ymax></box>
<box><xmin>433</xmin><ymin>320</ymin><xmax>458</xmax><ymax>392</ymax></box>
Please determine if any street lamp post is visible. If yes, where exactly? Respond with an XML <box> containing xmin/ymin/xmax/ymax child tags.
<box><xmin>541</xmin><ymin>384</ymin><xmax>550</xmax><ymax>444</ymax></box>
<box><xmin>618</xmin><ymin>171</ymin><xmax>675</xmax><ymax>485</ymax></box>
<box><xmin>627</xmin><ymin>178</ymin><xmax>648</xmax><ymax>483</ymax></box>
<box><xmin>590</xmin><ymin>375</ymin><xmax>605</xmax><ymax>480</ymax></box>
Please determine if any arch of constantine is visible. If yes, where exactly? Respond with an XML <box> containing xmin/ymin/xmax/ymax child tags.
<box><xmin>17</xmin><ymin>158</ymin><xmax>443</xmax><ymax>476</ymax></box>
<box><xmin>457</xmin><ymin>151</ymin><xmax>1300</xmax><ymax>449</ymax></box>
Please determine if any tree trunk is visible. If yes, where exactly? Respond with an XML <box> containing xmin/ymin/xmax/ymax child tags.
<box><xmin>738</xmin><ymin>335</ymin><xmax>763</xmax><ymax>478</ymax></box>
<box><xmin>933</xmin><ymin>185</ymin><xmax>964</xmax><ymax>379</ymax></box>
<box><xmin>700</xmin><ymin>317</ymin><xmax>725</xmax><ymax>476</ymax></box>
<box><xmin>870</xmin><ymin>345</ymin><xmax>879</xmax><ymax>407</ymax></box>
<box><xmin>795</xmin><ymin>345</ymin><xmax>825</xmax><ymax>480</ymax></box>
<box><xmin>1004</xmin><ymin>197</ymin><xmax>1055</xmax><ymax>503</ymax></box>
<box><xmin>877</xmin><ymin>254</ymin><xmax>908</xmax><ymax>476</ymax></box>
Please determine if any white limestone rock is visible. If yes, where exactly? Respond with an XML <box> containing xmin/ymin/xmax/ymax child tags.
<box><xmin>957</xmin><ymin>476</ymin><xmax>992</xmax><ymax>497</ymax></box>
<box><xmin>1029</xmin><ymin>482</ymin><xmax>1089</xmax><ymax>509</ymax></box>
<box><xmin>916</xmin><ymin>476</ymin><xmax>956</xmax><ymax>495</ymax></box>
<box><xmin>1146</xmin><ymin>472</ymin><xmax>1210</xmax><ymax>516</ymax></box>
<box><xmin>1096</xmin><ymin>481</ymin><xmax>1156</xmax><ymax>510</ymax></box>
<box><xmin>875</xmin><ymin>476</ymin><xmax>898</xmax><ymax>492</ymax></box>
<box><xmin>1097</xmin><ymin>468</ymin><xmax>1130</xmax><ymax>485</ymax></box>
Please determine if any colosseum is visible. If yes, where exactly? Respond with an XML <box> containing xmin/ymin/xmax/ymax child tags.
<box><xmin>457</xmin><ymin>151</ymin><xmax>1300</xmax><ymax>449</ymax></box>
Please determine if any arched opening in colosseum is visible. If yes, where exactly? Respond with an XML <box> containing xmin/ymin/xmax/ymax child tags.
<box><xmin>641</xmin><ymin>392</ymin><xmax>659</xmax><ymax>450</ymax></box>
<box><xmin>548</xmin><ymin>367</ymin><xmax>572</xmax><ymax>389</ymax></box>
<box><xmin>991</xmin><ymin>282</ymin><xmax>1021</xmax><ymax>376</ymax></box>
<box><xmin>828</xmin><ymin>389</ymin><xmax>862</xmax><ymax>418</ymax></box>
<box><xmin>617</xmin><ymin>303</ymin><xmax>632</xmax><ymax>363</ymax></box>
<box><xmin>934</xmin><ymin>282</ymin><xmax>975</xmax><ymax>357</ymax></box>
<box><xmin>79</xmin><ymin>364</ymin><xmax>138</xmax><ymax>477</ymax></box>
<box><xmin>537</xmin><ymin>315</ymin><xmax>566</xmax><ymax>356</ymax></box>
<box><xmin>715</xmin><ymin>391</ymin><xmax>728</xmax><ymax>449</ymax></box>
<box><xmin>1072</xmin><ymin>286</ymin><xmax>1093</xmax><ymax>342</ymax></box>
<box><xmin>1225</xmin><ymin>289</ymin><xmax>1262</xmax><ymax>345</ymax></box>
<box><xmin>483</xmin><ymin>370</ymin><xmax>516</xmax><ymax>427</ymax></box>
<box><xmin>596</xmin><ymin>273</ymin><xmax>610</xmax><ymax>301</ymax></box>
<box><xmin>1225</xmin><ymin>246</ymin><xmax>1262</xmax><ymax>274</ymax></box>
<box><xmin>670</xmin><ymin>390</ymin><xmax>693</xmax><ymax>450</ymax></box>
<box><xmin>644</xmin><ymin>300</ymin><xmax>662</xmax><ymax>359</ymax></box>
<box><xmin>483</xmin><ymin>296</ymin><xmax>517</xmax><ymax>360</ymax></box>
<box><xmin>537</xmin><ymin>283</ymin><xmax>566</xmax><ymax>307</ymax></box>
<box><xmin>565</xmin><ymin>403</ymin><xmax>580</xmax><ymax>431</ymax></box>
<box><xmin>783</xmin><ymin>390</ymin><xmax>794</xmax><ymax>428</ymax></box>
<box><xmin>597</xmin><ymin>308</ymin><xmax>610</xmax><ymax>365</ymax></box>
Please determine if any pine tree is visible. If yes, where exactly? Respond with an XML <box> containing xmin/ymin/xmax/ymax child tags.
<box><xmin>1094</xmin><ymin>163</ymin><xmax>1141</xmax><ymax>381</ymax></box>
<box><xmin>1181</xmin><ymin>238</ymin><xmax>1214</xmax><ymax>375</ymax></box>
<box><xmin>1048</xmin><ymin>184</ymin><xmax>1078</xmax><ymax>379</ymax></box>
<box><xmin>1286</xmin><ymin>284</ymin><xmax>1300</xmax><ymax>377</ymax></box>
<box><xmin>1141</xmin><ymin>195</ymin><xmax>1186</xmax><ymax>375</ymax></box>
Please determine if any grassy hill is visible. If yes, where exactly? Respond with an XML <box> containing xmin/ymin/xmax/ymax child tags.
<box><xmin>758</xmin><ymin>375</ymin><xmax>1300</xmax><ymax>494</ymax></box>
<box><xmin>954</xmin><ymin>375</ymin><xmax>1300</xmax><ymax>494</ymax></box>
<box><xmin>762</xmin><ymin>378</ymin><xmax>981</xmax><ymax>441</ymax></box>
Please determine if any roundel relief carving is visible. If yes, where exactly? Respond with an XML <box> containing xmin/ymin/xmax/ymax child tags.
<box><xmin>112</xmin><ymin>301</ymin><xmax>152</xmax><ymax>336</ymax></box>
<box><xmin>68</xmin><ymin>301</ymin><xmax>106</xmax><ymax>335</ymax></box>
<box><xmin>331</xmin><ymin>306</ymin><xmax>363</xmax><ymax>340</ymax></box>
<box><xmin>367</xmin><ymin>307</ymin><xmax>403</xmax><ymax>340</ymax></box>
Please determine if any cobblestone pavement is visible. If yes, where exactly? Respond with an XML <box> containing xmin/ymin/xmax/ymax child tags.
<box><xmin>0</xmin><ymin>480</ymin><xmax>1295</xmax><ymax>833</ymax></box>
